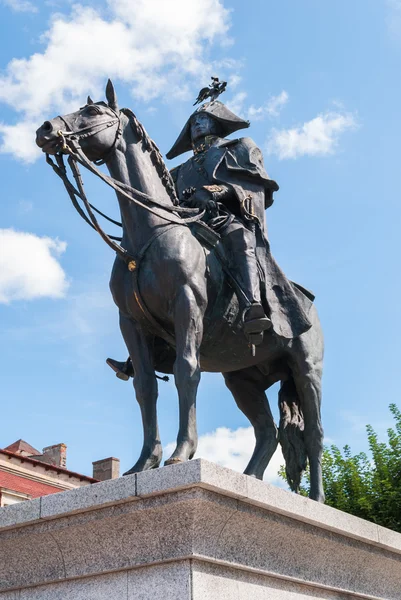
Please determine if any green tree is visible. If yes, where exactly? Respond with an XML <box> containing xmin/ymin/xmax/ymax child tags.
<box><xmin>281</xmin><ymin>404</ymin><xmax>401</xmax><ymax>532</ymax></box>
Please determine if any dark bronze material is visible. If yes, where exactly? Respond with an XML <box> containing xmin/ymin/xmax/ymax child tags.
<box><xmin>35</xmin><ymin>80</ymin><xmax>325</xmax><ymax>502</ymax></box>
<box><xmin>193</xmin><ymin>76</ymin><xmax>227</xmax><ymax>105</ymax></box>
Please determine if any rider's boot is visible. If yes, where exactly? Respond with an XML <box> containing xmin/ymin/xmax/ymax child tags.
<box><xmin>106</xmin><ymin>357</ymin><xmax>170</xmax><ymax>382</ymax></box>
<box><xmin>106</xmin><ymin>357</ymin><xmax>134</xmax><ymax>381</ymax></box>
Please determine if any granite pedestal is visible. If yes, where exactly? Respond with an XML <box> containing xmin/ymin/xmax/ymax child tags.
<box><xmin>0</xmin><ymin>459</ymin><xmax>400</xmax><ymax>599</ymax></box>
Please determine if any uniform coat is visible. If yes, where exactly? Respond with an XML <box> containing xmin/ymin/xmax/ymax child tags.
<box><xmin>171</xmin><ymin>136</ymin><xmax>313</xmax><ymax>339</ymax></box>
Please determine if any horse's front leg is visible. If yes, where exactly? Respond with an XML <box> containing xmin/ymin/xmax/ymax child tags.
<box><xmin>165</xmin><ymin>283</ymin><xmax>205</xmax><ymax>465</ymax></box>
<box><xmin>119</xmin><ymin>313</ymin><xmax>162</xmax><ymax>475</ymax></box>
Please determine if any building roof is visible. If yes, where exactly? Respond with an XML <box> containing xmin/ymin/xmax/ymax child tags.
<box><xmin>0</xmin><ymin>471</ymin><xmax>64</xmax><ymax>498</ymax></box>
<box><xmin>0</xmin><ymin>449</ymin><xmax>97</xmax><ymax>483</ymax></box>
<box><xmin>4</xmin><ymin>439</ymin><xmax>41</xmax><ymax>457</ymax></box>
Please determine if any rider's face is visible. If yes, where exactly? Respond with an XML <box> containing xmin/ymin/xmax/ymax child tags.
<box><xmin>190</xmin><ymin>113</ymin><xmax>220</xmax><ymax>142</ymax></box>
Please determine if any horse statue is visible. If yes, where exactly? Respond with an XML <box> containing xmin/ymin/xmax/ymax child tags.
<box><xmin>35</xmin><ymin>80</ymin><xmax>325</xmax><ymax>502</ymax></box>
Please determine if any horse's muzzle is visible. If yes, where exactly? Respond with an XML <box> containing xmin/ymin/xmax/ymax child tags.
<box><xmin>36</xmin><ymin>119</ymin><xmax>62</xmax><ymax>154</ymax></box>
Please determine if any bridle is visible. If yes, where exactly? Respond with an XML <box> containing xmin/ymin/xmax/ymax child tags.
<box><xmin>56</xmin><ymin>107</ymin><xmax>122</xmax><ymax>166</ymax></box>
<box><xmin>46</xmin><ymin>107</ymin><xmax>205</xmax><ymax>269</ymax></box>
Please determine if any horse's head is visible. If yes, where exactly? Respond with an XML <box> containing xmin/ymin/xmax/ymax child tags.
<box><xmin>36</xmin><ymin>80</ymin><xmax>121</xmax><ymax>162</ymax></box>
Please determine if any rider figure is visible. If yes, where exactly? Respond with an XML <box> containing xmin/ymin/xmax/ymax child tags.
<box><xmin>107</xmin><ymin>97</ymin><xmax>280</xmax><ymax>380</ymax></box>
<box><xmin>168</xmin><ymin>102</ymin><xmax>278</xmax><ymax>340</ymax></box>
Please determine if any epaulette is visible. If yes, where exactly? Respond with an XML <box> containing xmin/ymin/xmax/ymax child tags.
<box><xmin>169</xmin><ymin>165</ymin><xmax>181</xmax><ymax>183</ymax></box>
<box><xmin>219</xmin><ymin>138</ymin><xmax>240</xmax><ymax>148</ymax></box>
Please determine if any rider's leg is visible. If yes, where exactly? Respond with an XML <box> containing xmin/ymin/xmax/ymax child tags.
<box><xmin>222</xmin><ymin>221</ymin><xmax>271</xmax><ymax>340</ymax></box>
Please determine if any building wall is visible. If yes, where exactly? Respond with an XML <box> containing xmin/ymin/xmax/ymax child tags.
<box><xmin>0</xmin><ymin>453</ymin><xmax>93</xmax><ymax>493</ymax></box>
<box><xmin>0</xmin><ymin>448</ymin><xmax>96</xmax><ymax>505</ymax></box>
<box><xmin>0</xmin><ymin>489</ymin><xmax>30</xmax><ymax>507</ymax></box>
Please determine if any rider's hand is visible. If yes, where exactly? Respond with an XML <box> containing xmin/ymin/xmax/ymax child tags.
<box><xmin>183</xmin><ymin>188</ymin><xmax>212</xmax><ymax>209</ymax></box>
<box><xmin>206</xmin><ymin>200</ymin><xmax>218</xmax><ymax>218</ymax></box>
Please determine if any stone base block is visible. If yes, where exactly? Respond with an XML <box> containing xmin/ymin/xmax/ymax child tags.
<box><xmin>0</xmin><ymin>459</ymin><xmax>400</xmax><ymax>599</ymax></box>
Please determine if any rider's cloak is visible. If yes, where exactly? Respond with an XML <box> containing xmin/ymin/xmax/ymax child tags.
<box><xmin>170</xmin><ymin>136</ymin><xmax>313</xmax><ymax>339</ymax></box>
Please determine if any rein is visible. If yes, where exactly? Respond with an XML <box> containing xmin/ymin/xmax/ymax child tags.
<box><xmin>47</xmin><ymin>108</ymin><xmax>205</xmax><ymax>267</ymax></box>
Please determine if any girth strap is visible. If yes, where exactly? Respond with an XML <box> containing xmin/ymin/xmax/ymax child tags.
<box><xmin>126</xmin><ymin>224</ymin><xmax>181</xmax><ymax>347</ymax></box>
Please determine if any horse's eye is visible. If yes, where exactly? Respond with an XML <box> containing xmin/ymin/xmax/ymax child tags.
<box><xmin>86</xmin><ymin>106</ymin><xmax>100</xmax><ymax>115</ymax></box>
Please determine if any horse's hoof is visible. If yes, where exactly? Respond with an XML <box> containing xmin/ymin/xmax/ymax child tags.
<box><xmin>309</xmin><ymin>494</ymin><xmax>325</xmax><ymax>503</ymax></box>
<box><xmin>123</xmin><ymin>462</ymin><xmax>159</xmax><ymax>476</ymax></box>
<box><xmin>123</xmin><ymin>468</ymin><xmax>136</xmax><ymax>476</ymax></box>
<box><xmin>164</xmin><ymin>457</ymin><xmax>183</xmax><ymax>466</ymax></box>
<box><xmin>123</xmin><ymin>450</ymin><xmax>162</xmax><ymax>476</ymax></box>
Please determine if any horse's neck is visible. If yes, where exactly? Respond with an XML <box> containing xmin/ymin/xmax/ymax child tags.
<box><xmin>107</xmin><ymin>116</ymin><xmax>173</xmax><ymax>253</ymax></box>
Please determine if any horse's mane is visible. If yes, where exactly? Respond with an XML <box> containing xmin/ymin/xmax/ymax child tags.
<box><xmin>121</xmin><ymin>108</ymin><xmax>178</xmax><ymax>206</ymax></box>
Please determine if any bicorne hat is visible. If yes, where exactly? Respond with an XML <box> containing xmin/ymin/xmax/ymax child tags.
<box><xmin>166</xmin><ymin>101</ymin><xmax>250</xmax><ymax>160</ymax></box>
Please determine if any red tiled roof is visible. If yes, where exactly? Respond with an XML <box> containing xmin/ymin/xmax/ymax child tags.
<box><xmin>0</xmin><ymin>449</ymin><xmax>97</xmax><ymax>483</ymax></box>
<box><xmin>4</xmin><ymin>439</ymin><xmax>41</xmax><ymax>456</ymax></box>
<box><xmin>0</xmin><ymin>471</ymin><xmax>64</xmax><ymax>498</ymax></box>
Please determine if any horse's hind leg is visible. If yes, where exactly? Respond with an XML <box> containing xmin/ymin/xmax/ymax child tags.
<box><xmin>165</xmin><ymin>284</ymin><xmax>205</xmax><ymax>466</ymax></box>
<box><xmin>292</xmin><ymin>358</ymin><xmax>324</xmax><ymax>502</ymax></box>
<box><xmin>223</xmin><ymin>366</ymin><xmax>278</xmax><ymax>480</ymax></box>
<box><xmin>119</xmin><ymin>313</ymin><xmax>162</xmax><ymax>475</ymax></box>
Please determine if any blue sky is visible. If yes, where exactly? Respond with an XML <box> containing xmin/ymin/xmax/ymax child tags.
<box><xmin>1</xmin><ymin>0</ymin><xmax>400</xmax><ymax>485</ymax></box>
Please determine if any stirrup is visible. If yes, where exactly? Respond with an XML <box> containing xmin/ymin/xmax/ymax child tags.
<box><xmin>247</xmin><ymin>332</ymin><xmax>264</xmax><ymax>355</ymax></box>
<box><xmin>247</xmin><ymin>331</ymin><xmax>264</xmax><ymax>346</ymax></box>
<box><xmin>243</xmin><ymin>317</ymin><xmax>272</xmax><ymax>335</ymax></box>
<box><xmin>243</xmin><ymin>303</ymin><xmax>272</xmax><ymax>335</ymax></box>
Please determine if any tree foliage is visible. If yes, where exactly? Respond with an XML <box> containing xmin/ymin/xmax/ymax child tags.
<box><xmin>281</xmin><ymin>404</ymin><xmax>401</xmax><ymax>532</ymax></box>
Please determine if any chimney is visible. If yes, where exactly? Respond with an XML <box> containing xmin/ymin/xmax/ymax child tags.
<box><xmin>92</xmin><ymin>457</ymin><xmax>120</xmax><ymax>481</ymax></box>
<box><xmin>42</xmin><ymin>443</ymin><xmax>67</xmax><ymax>468</ymax></box>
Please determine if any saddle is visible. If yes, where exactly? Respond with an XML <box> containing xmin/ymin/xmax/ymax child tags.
<box><xmin>189</xmin><ymin>220</ymin><xmax>250</xmax><ymax>308</ymax></box>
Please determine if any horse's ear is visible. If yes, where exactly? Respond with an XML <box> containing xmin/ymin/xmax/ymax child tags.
<box><xmin>106</xmin><ymin>79</ymin><xmax>118</xmax><ymax>111</ymax></box>
<box><xmin>87</xmin><ymin>95</ymin><xmax>94</xmax><ymax>105</ymax></box>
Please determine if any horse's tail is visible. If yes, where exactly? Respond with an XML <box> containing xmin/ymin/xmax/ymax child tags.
<box><xmin>278</xmin><ymin>377</ymin><xmax>307</xmax><ymax>492</ymax></box>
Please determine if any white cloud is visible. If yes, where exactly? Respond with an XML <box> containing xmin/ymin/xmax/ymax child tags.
<box><xmin>0</xmin><ymin>0</ymin><xmax>232</xmax><ymax>162</ymax></box>
<box><xmin>227</xmin><ymin>90</ymin><xmax>289</xmax><ymax>121</ymax></box>
<box><xmin>2</xmin><ymin>0</ymin><xmax>37</xmax><ymax>12</ymax></box>
<box><xmin>0</xmin><ymin>229</ymin><xmax>68</xmax><ymax>303</ymax></box>
<box><xmin>226</xmin><ymin>91</ymin><xmax>248</xmax><ymax>116</ymax></box>
<box><xmin>266</xmin><ymin>110</ymin><xmax>357</xmax><ymax>160</ymax></box>
<box><xmin>227</xmin><ymin>73</ymin><xmax>242</xmax><ymax>89</ymax></box>
<box><xmin>387</xmin><ymin>0</ymin><xmax>401</xmax><ymax>39</ymax></box>
<box><xmin>0</xmin><ymin>119</ymin><xmax>41</xmax><ymax>163</ymax></box>
<box><xmin>248</xmin><ymin>90</ymin><xmax>289</xmax><ymax>120</ymax></box>
<box><xmin>165</xmin><ymin>425</ymin><xmax>285</xmax><ymax>486</ymax></box>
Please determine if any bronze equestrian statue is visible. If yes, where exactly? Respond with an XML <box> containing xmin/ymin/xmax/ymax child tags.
<box><xmin>35</xmin><ymin>80</ymin><xmax>325</xmax><ymax>502</ymax></box>
<box><xmin>109</xmin><ymin>92</ymin><xmax>312</xmax><ymax>367</ymax></box>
